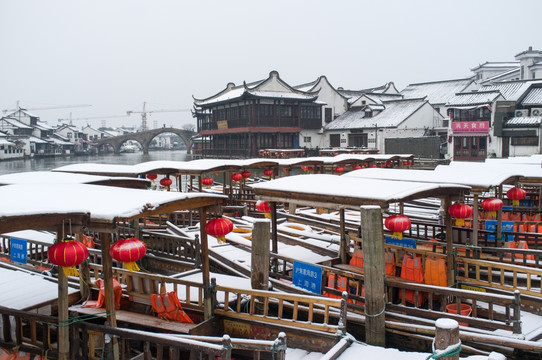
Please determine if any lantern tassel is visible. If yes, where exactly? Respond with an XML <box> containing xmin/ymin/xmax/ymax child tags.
<box><xmin>488</xmin><ymin>211</ymin><xmax>496</xmax><ymax>219</ymax></box>
<box><xmin>124</xmin><ymin>262</ymin><xmax>140</xmax><ymax>272</ymax></box>
<box><xmin>217</xmin><ymin>236</ymin><xmax>226</xmax><ymax>244</ymax></box>
<box><xmin>455</xmin><ymin>218</ymin><xmax>465</xmax><ymax>226</ymax></box>
<box><xmin>513</xmin><ymin>200</ymin><xmax>519</xmax><ymax>206</ymax></box>
<box><xmin>392</xmin><ymin>231</ymin><xmax>403</xmax><ymax>240</ymax></box>
<box><xmin>62</xmin><ymin>266</ymin><xmax>79</xmax><ymax>277</ymax></box>
<box><xmin>264</xmin><ymin>212</ymin><xmax>271</xmax><ymax>219</ymax></box>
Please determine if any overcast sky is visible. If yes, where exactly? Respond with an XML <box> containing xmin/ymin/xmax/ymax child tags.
<box><xmin>1</xmin><ymin>0</ymin><xmax>541</xmax><ymax>129</ymax></box>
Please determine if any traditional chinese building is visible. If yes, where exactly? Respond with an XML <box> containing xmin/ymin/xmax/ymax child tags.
<box><xmin>192</xmin><ymin>71</ymin><xmax>322</xmax><ymax>158</ymax></box>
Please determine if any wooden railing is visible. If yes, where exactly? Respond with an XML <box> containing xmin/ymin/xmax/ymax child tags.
<box><xmin>0</xmin><ymin>306</ymin><xmax>58</xmax><ymax>359</ymax></box>
<box><xmin>141</xmin><ymin>229</ymin><xmax>200</xmax><ymax>265</ymax></box>
<box><xmin>72</xmin><ymin>322</ymin><xmax>239</xmax><ymax>360</ymax></box>
<box><xmin>456</xmin><ymin>257</ymin><xmax>542</xmax><ymax>299</ymax></box>
<box><xmin>213</xmin><ymin>285</ymin><xmax>346</xmax><ymax>334</ymax></box>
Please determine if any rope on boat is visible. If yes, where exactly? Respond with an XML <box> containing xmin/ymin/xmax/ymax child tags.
<box><xmin>45</xmin><ymin>312</ymin><xmax>116</xmax><ymax>327</ymax></box>
<box><xmin>426</xmin><ymin>339</ymin><xmax>461</xmax><ymax>359</ymax></box>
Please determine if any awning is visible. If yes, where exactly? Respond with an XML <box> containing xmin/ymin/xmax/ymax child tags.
<box><xmin>451</xmin><ymin>133</ymin><xmax>489</xmax><ymax>137</ymax></box>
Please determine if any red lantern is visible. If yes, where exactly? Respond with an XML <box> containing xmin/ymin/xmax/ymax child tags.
<box><xmin>263</xmin><ymin>169</ymin><xmax>273</xmax><ymax>179</ymax></box>
<box><xmin>146</xmin><ymin>173</ymin><xmax>157</xmax><ymax>183</ymax></box>
<box><xmin>335</xmin><ymin>167</ymin><xmax>344</xmax><ymax>175</ymax></box>
<box><xmin>231</xmin><ymin>173</ymin><xmax>242</xmax><ymax>183</ymax></box>
<box><xmin>353</xmin><ymin>165</ymin><xmax>362</xmax><ymax>170</ymax></box>
<box><xmin>205</xmin><ymin>217</ymin><xmax>233</xmax><ymax>244</ymax></box>
<box><xmin>242</xmin><ymin>170</ymin><xmax>251</xmax><ymax>179</ymax></box>
<box><xmin>256</xmin><ymin>200</ymin><xmax>271</xmax><ymax>218</ymax></box>
<box><xmin>48</xmin><ymin>240</ymin><xmax>89</xmax><ymax>276</ymax></box>
<box><xmin>370</xmin><ymin>164</ymin><xmax>377</xmax><ymax>168</ymax></box>
<box><xmin>202</xmin><ymin>177</ymin><xmax>214</xmax><ymax>188</ymax></box>
<box><xmin>160</xmin><ymin>177</ymin><xmax>172</xmax><ymax>190</ymax></box>
<box><xmin>386</xmin><ymin>160</ymin><xmax>393</xmax><ymax>167</ymax></box>
<box><xmin>507</xmin><ymin>187</ymin><xmax>526</xmax><ymax>206</ymax></box>
<box><xmin>110</xmin><ymin>237</ymin><xmax>147</xmax><ymax>272</ymax></box>
<box><xmin>385</xmin><ymin>215</ymin><xmax>411</xmax><ymax>239</ymax></box>
<box><xmin>481</xmin><ymin>198</ymin><xmax>503</xmax><ymax>218</ymax></box>
<box><xmin>448</xmin><ymin>202</ymin><xmax>473</xmax><ymax>226</ymax></box>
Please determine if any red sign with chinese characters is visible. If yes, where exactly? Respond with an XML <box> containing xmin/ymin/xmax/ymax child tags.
<box><xmin>452</xmin><ymin>121</ymin><xmax>489</xmax><ymax>133</ymax></box>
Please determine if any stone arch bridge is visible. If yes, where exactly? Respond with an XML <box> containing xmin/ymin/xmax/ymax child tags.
<box><xmin>95</xmin><ymin>127</ymin><xmax>195</xmax><ymax>154</ymax></box>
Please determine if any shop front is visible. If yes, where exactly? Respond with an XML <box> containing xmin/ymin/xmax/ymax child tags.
<box><xmin>452</xmin><ymin>121</ymin><xmax>489</xmax><ymax>162</ymax></box>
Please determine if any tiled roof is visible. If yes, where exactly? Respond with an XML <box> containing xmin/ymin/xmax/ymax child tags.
<box><xmin>520</xmin><ymin>87</ymin><xmax>542</xmax><ymax>105</ymax></box>
<box><xmin>0</xmin><ymin>117</ymin><xmax>32</xmax><ymax>129</ymax></box>
<box><xmin>401</xmin><ymin>78</ymin><xmax>474</xmax><ymax>105</ymax></box>
<box><xmin>481</xmin><ymin>80</ymin><xmax>542</xmax><ymax>101</ymax></box>
<box><xmin>325</xmin><ymin>99</ymin><xmax>427</xmax><ymax>130</ymax></box>
<box><xmin>504</xmin><ymin>117</ymin><xmax>542</xmax><ymax>127</ymax></box>
<box><xmin>446</xmin><ymin>91</ymin><xmax>502</xmax><ymax>107</ymax></box>
<box><xmin>470</xmin><ymin>61</ymin><xmax>519</xmax><ymax>72</ymax></box>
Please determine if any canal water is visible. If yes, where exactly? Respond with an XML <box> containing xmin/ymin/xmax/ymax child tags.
<box><xmin>0</xmin><ymin>150</ymin><xmax>188</xmax><ymax>175</ymax></box>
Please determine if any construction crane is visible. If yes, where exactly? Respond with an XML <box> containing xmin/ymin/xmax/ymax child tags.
<box><xmin>2</xmin><ymin>101</ymin><xmax>92</xmax><ymax>114</ymax></box>
<box><xmin>126</xmin><ymin>102</ymin><xmax>191</xmax><ymax>131</ymax></box>
<box><xmin>58</xmin><ymin>113</ymin><xmax>129</xmax><ymax>127</ymax></box>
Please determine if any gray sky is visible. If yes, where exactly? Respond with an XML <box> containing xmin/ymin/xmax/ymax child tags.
<box><xmin>1</xmin><ymin>0</ymin><xmax>541</xmax><ymax>130</ymax></box>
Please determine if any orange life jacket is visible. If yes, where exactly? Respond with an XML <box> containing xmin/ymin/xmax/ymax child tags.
<box><xmin>323</xmin><ymin>273</ymin><xmax>347</xmax><ymax>299</ymax></box>
<box><xmin>400</xmin><ymin>255</ymin><xmax>425</xmax><ymax>305</ymax></box>
<box><xmin>505</xmin><ymin>240</ymin><xmax>535</xmax><ymax>260</ymax></box>
<box><xmin>531</xmin><ymin>213</ymin><xmax>541</xmax><ymax>222</ymax></box>
<box><xmin>522</xmin><ymin>213</ymin><xmax>531</xmax><ymax>222</ymax></box>
<box><xmin>83</xmin><ymin>278</ymin><xmax>122</xmax><ymax>309</ymax></box>
<box><xmin>82</xmin><ymin>234</ymin><xmax>95</xmax><ymax>248</ymax></box>
<box><xmin>424</xmin><ymin>257</ymin><xmax>447</xmax><ymax>287</ymax></box>
<box><xmin>385</xmin><ymin>251</ymin><xmax>396</xmax><ymax>276</ymax></box>
<box><xmin>349</xmin><ymin>248</ymin><xmax>364</xmax><ymax>268</ymax></box>
<box><xmin>0</xmin><ymin>348</ymin><xmax>30</xmax><ymax>360</ymax></box>
<box><xmin>151</xmin><ymin>291</ymin><xmax>193</xmax><ymax>323</ymax></box>
<box><xmin>502</xmin><ymin>212</ymin><xmax>510</xmax><ymax>221</ymax></box>
<box><xmin>508</xmin><ymin>212</ymin><xmax>521</xmax><ymax>221</ymax></box>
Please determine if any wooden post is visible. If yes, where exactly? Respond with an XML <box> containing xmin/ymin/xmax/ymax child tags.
<box><xmin>199</xmin><ymin>207</ymin><xmax>213</xmax><ymax>320</ymax></box>
<box><xmin>496</xmin><ymin>185</ymin><xmax>503</xmax><ymax>244</ymax></box>
<box><xmin>76</xmin><ymin>233</ymin><xmax>90</xmax><ymax>300</ymax></box>
<box><xmin>198</xmin><ymin>175</ymin><xmax>202</xmax><ymax>192</ymax></box>
<box><xmin>433</xmin><ymin>318</ymin><xmax>460</xmax><ymax>360</ymax></box>
<box><xmin>101</xmin><ymin>232</ymin><xmax>119</xmax><ymax>360</ymax></box>
<box><xmin>271</xmin><ymin>202</ymin><xmax>278</xmax><ymax>254</ymax></box>
<box><xmin>339</xmin><ymin>209</ymin><xmax>347</xmax><ymax>264</ymax></box>
<box><xmin>444</xmin><ymin>196</ymin><xmax>454</xmax><ymax>286</ymax></box>
<box><xmin>251</xmin><ymin>220</ymin><xmax>270</xmax><ymax>291</ymax></box>
<box><xmin>56</xmin><ymin>226</ymin><xmax>69</xmax><ymax>360</ymax></box>
<box><xmin>360</xmin><ymin>205</ymin><xmax>385</xmax><ymax>347</ymax></box>
<box><xmin>472</xmin><ymin>194</ymin><xmax>479</xmax><ymax>246</ymax></box>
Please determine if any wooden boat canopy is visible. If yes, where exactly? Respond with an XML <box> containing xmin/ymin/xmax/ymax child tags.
<box><xmin>0</xmin><ymin>183</ymin><xmax>226</xmax><ymax>232</ymax></box>
<box><xmin>343</xmin><ymin>166</ymin><xmax>523</xmax><ymax>193</ymax></box>
<box><xmin>251</xmin><ymin>174</ymin><xmax>470</xmax><ymax>209</ymax></box>
<box><xmin>0</xmin><ymin>171</ymin><xmax>150</xmax><ymax>189</ymax></box>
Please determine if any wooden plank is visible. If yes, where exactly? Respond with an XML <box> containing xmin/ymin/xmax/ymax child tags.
<box><xmin>69</xmin><ymin>306</ymin><xmax>197</xmax><ymax>334</ymax></box>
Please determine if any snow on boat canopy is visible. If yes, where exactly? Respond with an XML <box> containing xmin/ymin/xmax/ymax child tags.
<box><xmin>51</xmin><ymin>154</ymin><xmax>415</xmax><ymax>177</ymax></box>
<box><xmin>0</xmin><ymin>183</ymin><xmax>226</xmax><ymax>233</ymax></box>
<box><xmin>441</xmin><ymin>161</ymin><xmax>542</xmax><ymax>186</ymax></box>
<box><xmin>250</xmin><ymin>174</ymin><xmax>470</xmax><ymax>210</ymax></box>
<box><xmin>0</xmin><ymin>171</ymin><xmax>150</xmax><ymax>189</ymax></box>
<box><xmin>343</xmin><ymin>166</ymin><xmax>525</xmax><ymax>193</ymax></box>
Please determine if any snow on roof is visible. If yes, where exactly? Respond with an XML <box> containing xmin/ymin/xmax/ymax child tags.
<box><xmin>343</xmin><ymin>166</ymin><xmax>520</xmax><ymax>192</ymax></box>
<box><xmin>520</xmin><ymin>86</ymin><xmax>542</xmax><ymax>105</ymax></box>
<box><xmin>0</xmin><ymin>183</ymin><xmax>225</xmax><ymax>222</ymax></box>
<box><xmin>479</xmin><ymin>68</ymin><xmax>520</xmax><ymax>85</ymax></box>
<box><xmin>251</xmin><ymin>174</ymin><xmax>469</xmax><ymax>208</ymax></box>
<box><xmin>0</xmin><ymin>171</ymin><xmax>150</xmax><ymax>187</ymax></box>
<box><xmin>0</xmin><ymin>266</ymin><xmax>78</xmax><ymax>310</ymax></box>
<box><xmin>446</xmin><ymin>90</ymin><xmax>502</xmax><ymax>107</ymax></box>
<box><xmin>1</xmin><ymin>117</ymin><xmax>32</xmax><ymax>129</ymax></box>
<box><xmin>481</xmin><ymin>81</ymin><xmax>542</xmax><ymax>102</ymax></box>
<box><xmin>1</xmin><ymin>229</ymin><xmax>56</xmax><ymax>244</ymax></box>
<box><xmin>504</xmin><ymin>117</ymin><xmax>542</xmax><ymax>127</ymax></box>
<box><xmin>29</xmin><ymin>135</ymin><xmax>49</xmax><ymax>144</ymax></box>
<box><xmin>470</xmin><ymin>61</ymin><xmax>519</xmax><ymax>72</ymax></box>
<box><xmin>401</xmin><ymin>78</ymin><xmax>474</xmax><ymax>105</ymax></box>
<box><xmin>48</xmin><ymin>137</ymin><xmax>73</xmax><ymax>146</ymax></box>
<box><xmin>325</xmin><ymin>99</ymin><xmax>427</xmax><ymax>130</ymax></box>
<box><xmin>0</xmin><ymin>138</ymin><xmax>15</xmax><ymax>146</ymax></box>
<box><xmin>486</xmin><ymin>155</ymin><xmax>542</xmax><ymax>166</ymax></box>
<box><xmin>445</xmin><ymin>160</ymin><xmax>542</xmax><ymax>180</ymax></box>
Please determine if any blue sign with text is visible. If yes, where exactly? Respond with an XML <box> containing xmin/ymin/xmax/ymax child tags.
<box><xmin>292</xmin><ymin>261</ymin><xmax>322</xmax><ymax>294</ymax></box>
<box><xmin>385</xmin><ymin>235</ymin><xmax>416</xmax><ymax>249</ymax></box>
<box><xmin>10</xmin><ymin>238</ymin><xmax>27</xmax><ymax>264</ymax></box>
<box><xmin>485</xmin><ymin>220</ymin><xmax>514</xmax><ymax>241</ymax></box>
